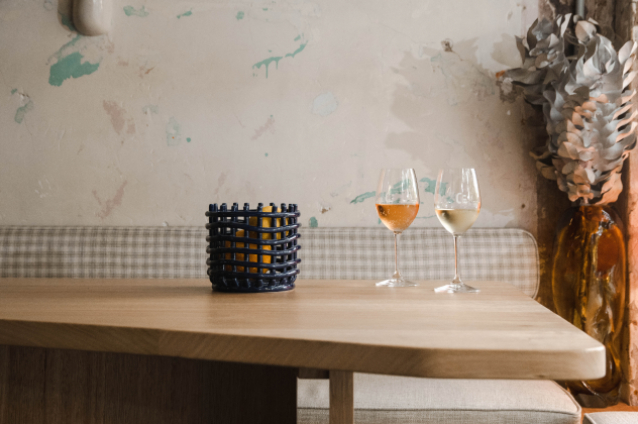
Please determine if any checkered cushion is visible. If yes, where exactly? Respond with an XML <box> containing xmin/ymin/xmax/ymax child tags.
<box><xmin>0</xmin><ymin>226</ymin><xmax>538</xmax><ymax>297</ymax></box>
<box><xmin>300</xmin><ymin>228</ymin><xmax>539</xmax><ymax>297</ymax></box>
<box><xmin>0</xmin><ymin>227</ymin><xmax>207</xmax><ymax>279</ymax></box>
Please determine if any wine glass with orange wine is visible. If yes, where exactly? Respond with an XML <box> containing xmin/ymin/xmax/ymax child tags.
<box><xmin>375</xmin><ymin>168</ymin><xmax>420</xmax><ymax>287</ymax></box>
<box><xmin>434</xmin><ymin>168</ymin><xmax>481</xmax><ymax>293</ymax></box>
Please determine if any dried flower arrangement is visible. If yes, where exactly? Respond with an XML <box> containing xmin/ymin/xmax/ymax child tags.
<box><xmin>504</xmin><ymin>14</ymin><xmax>637</xmax><ymax>204</ymax></box>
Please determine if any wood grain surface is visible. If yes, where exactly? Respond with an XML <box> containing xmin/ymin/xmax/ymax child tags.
<box><xmin>0</xmin><ymin>344</ymin><xmax>297</xmax><ymax>424</ymax></box>
<box><xmin>0</xmin><ymin>278</ymin><xmax>605</xmax><ymax>380</ymax></box>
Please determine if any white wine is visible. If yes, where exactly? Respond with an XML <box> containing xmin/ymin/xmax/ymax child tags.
<box><xmin>435</xmin><ymin>208</ymin><xmax>479</xmax><ymax>235</ymax></box>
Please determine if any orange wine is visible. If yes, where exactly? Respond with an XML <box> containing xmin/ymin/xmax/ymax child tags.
<box><xmin>376</xmin><ymin>204</ymin><xmax>419</xmax><ymax>233</ymax></box>
<box><xmin>435</xmin><ymin>208</ymin><xmax>479</xmax><ymax>235</ymax></box>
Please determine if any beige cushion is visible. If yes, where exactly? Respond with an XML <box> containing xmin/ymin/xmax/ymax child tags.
<box><xmin>584</xmin><ymin>412</ymin><xmax>638</xmax><ymax>424</ymax></box>
<box><xmin>299</xmin><ymin>227</ymin><xmax>539</xmax><ymax>297</ymax></box>
<box><xmin>0</xmin><ymin>227</ymin><xmax>539</xmax><ymax>297</ymax></box>
<box><xmin>298</xmin><ymin>374</ymin><xmax>581</xmax><ymax>424</ymax></box>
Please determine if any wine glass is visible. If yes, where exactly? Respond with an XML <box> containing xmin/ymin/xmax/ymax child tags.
<box><xmin>433</xmin><ymin>168</ymin><xmax>481</xmax><ymax>293</ymax></box>
<box><xmin>375</xmin><ymin>168</ymin><xmax>420</xmax><ymax>287</ymax></box>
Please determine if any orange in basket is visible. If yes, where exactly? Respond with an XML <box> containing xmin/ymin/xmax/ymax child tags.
<box><xmin>224</xmin><ymin>206</ymin><xmax>284</xmax><ymax>273</ymax></box>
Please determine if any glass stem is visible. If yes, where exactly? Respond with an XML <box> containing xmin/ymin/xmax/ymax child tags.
<box><xmin>393</xmin><ymin>232</ymin><xmax>401</xmax><ymax>280</ymax></box>
<box><xmin>453</xmin><ymin>235</ymin><xmax>461</xmax><ymax>285</ymax></box>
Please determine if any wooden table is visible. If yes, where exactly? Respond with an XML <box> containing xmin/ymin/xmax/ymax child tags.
<box><xmin>0</xmin><ymin>278</ymin><xmax>605</xmax><ymax>424</ymax></box>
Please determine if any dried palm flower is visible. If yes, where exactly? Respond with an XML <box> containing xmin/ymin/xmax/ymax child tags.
<box><xmin>505</xmin><ymin>14</ymin><xmax>637</xmax><ymax>204</ymax></box>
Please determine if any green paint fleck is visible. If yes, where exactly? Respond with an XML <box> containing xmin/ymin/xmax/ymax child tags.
<box><xmin>419</xmin><ymin>177</ymin><xmax>437</xmax><ymax>194</ymax></box>
<box><xmin>265</xmin><ymin>153</ymin><xmax>268</xmax><ymax>157</ymax></box>
<box><xmin>421</xmin><ymin>178</ymin><xmax>437</xmax><ymax>193</ymax></box>
<box><xmin>285</xmin><ymin>42</ymin><xmax>307</xmax><ymax>59</ymax></box>
<box><xmin>253</xmin><ymin>41</ymin><xmax>308</xmax><ymax>78</ymax></box>
<box><xmin>294</xmin><ymin>35</ymin><xmax>301</xmax><ymax>41</ymax></box>
<box><xmin>236</xmin><ymin>11</ymin><xmax>244</xmax><ymax>20</ymax></box>
<box><xmin>10</xmin><ymin>89</ymin><xmax>17</xmax><ymax>95</ymax></box>
<box><xmin>123</xmin><ymin>6</ymin><xmax>149</xmax><ymax>17</ymax></box>
<box><xmin>14</xmin><ymin>100</ymin><xmax>34</xmax><ymax>124</ymax></box>
<box><xmin>350</xmin><ymin>191</ymin><xmax>376</xmax><ymax>204</ymax></box>
<box><xmin>60</xmin><ymin>14</ymin><xmax>76</xmax><ymax>31</ymax></box>
<box><xmin>309</xmin><ymin>217</ymin><xmax>318</xmax><ymax>228</ymax></box>
<box><xmin>166</xmin><ymin>117</ymin><xmax>181</xmax><ymax>146</ymax></box>
<box><xmin>49</xmin><ymin>52</ymin><xmax>100</xmax><ymax>87</ymax></box>
<box><xmin>177</xmin><ymin>10</ymin><xmax>192</xmax><ymax>18</ymax></box>
<box><xmin>252</xmin><ymin>56</ymin><xmax>283</xmax><ymax>78</ymax></box>
<box><xmin>419</xmin><ymin>178</ymin><xmax>447</xmax><ymax>195</ymax></box>
<box><xmin>142</xmin><ymin>105</ymin><xmax>159</xmax><ymax>114</ymax></box>
<box><xmin>186</xmin><ymin>137</ymin><xmax>191</xmax><ymax>142</ymax></box>
<box><xmin>262</xmin><ymin>8</ymin><xmax>268</xmax><ymax>11</ymax></box>
<box><xmin>378</xmin><ymin>218</ymin><xmax>382</xmax><ymax>225</ymax></box>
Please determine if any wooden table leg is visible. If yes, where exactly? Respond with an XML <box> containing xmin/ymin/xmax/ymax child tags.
<box><xmin>298</xmin><ymin>367</ymin><xmax>330</xmax><ymax>379</ymax></box>
<box><xmin>329</xmin><ymin>370</ymin><xmax>354</xmax><ymax>424</ymax></box>
<box><xmin>0</xmin><ymin>344</ymin><xmax>297</xmax><ymax>424</ymax></box>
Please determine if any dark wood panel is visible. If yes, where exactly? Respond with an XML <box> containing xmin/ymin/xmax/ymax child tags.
<box><xmin>0</xmin><ymin>345</ymin><xmax>47</xmax><ymax>424</ymax></box>
<box><xmin>0</xmin><ymin>345</ymin><xmax>296</xmax><ymax>424</ymax></box>
<box><xmin>44</xmin><ymin>349</ymin><xmax>106</xmax><ymax>423</ymax></box>
<box><xmin>211</xmin><ymin>360</ymin><xmax>297</xmax><ymax>424</ymax></box>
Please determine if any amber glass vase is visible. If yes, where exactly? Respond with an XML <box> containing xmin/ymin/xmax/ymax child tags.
<box><xmin>552</xmin><ymin>204</ymin><xmax>626</xmax><ymax>407</ymax></box>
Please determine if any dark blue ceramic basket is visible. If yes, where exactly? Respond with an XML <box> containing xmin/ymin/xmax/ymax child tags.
<box><xmin>206</xmin><ymin>203</ymin><xmax>301</xmax><ymax>293</ymax></box>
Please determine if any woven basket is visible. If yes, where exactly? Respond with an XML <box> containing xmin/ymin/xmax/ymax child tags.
<box><xmin>206</xmin><ymin>203</ymin><xmax>301</xmax><ymax>292</ymax></box>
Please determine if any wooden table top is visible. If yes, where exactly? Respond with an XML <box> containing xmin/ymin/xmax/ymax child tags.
<box><xmin>0</xmin><ymin>278</ymin><xmax>605</xmax><ymax>380</ymax></box>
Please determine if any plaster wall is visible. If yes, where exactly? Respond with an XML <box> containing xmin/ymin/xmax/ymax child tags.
<box><xmin>0</xmin><ymin>0</ymin><xmax>538</xmax><ymax>231</ymax></box>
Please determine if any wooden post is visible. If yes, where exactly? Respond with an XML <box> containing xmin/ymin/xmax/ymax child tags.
<box><xmin>614</xmin><ymin>0</ymin><xmax>638</xmax><ymax>406</ymax></box>
<box><xmin>329</xmin><ymin>370</ymin><xmax>354</xmax><ymax>424</ymax></box>
<box><xmin>619</xmin><ymin>154</ymin><xmax>638</xmax><ymax>406</ymax></box>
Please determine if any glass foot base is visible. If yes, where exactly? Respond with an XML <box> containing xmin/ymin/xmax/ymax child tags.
<box><xmin>376</xmin><ymin>279</ymin><xmax>418</xmax><ymax>287</ymax></box>
<box><xmin>434</xmin><ymin>282</ymin><xmax>479</xmax><ymax>293</ymax></box>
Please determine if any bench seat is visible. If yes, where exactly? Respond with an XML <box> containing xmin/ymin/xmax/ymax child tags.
<box><xmin>299</xmin><ymin>375</ymin><xmax>580</xmax><ymax>424</ymax></box>
<box><xmin>584</xmin><ymin>412</ymin><xmax>638</xmax><ymax>424</ymax></box>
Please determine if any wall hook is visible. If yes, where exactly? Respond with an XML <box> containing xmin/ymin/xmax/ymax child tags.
<box><xmin>73</xmin><ymin>0</ymin><xmax>111</xmax><ymax>36</ymax></box>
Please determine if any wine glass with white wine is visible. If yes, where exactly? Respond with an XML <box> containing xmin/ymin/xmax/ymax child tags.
<box><xmin>434</xmin><ymin>168</ymin><xmax>481</xmax><ymax>293</ymax></box>
<box><xmin>375</xmin><ymin>168</ymin><xmax>420</xmax><ymax>287</ymax></box>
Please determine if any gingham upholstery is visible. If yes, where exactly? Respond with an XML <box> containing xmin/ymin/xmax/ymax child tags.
<box><xmin>0</xmin><ymin>226</ymin><xmax>538</xmax><ymax>297</ymax></box>
<box><xmin>0</xmin><ymin>227</ymin><xmax>208</xmax><ymax>279</ymax></box>
<box><xmin>301</xmin><ymin>228</ymin><xmax>539</xmax><ymax>297</ymax></box>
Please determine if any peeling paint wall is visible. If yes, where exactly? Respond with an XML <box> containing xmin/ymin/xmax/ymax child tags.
<box><xmin>1</xmin><ymin>0</ymin><xmax>538</xmax><ymax>232</ymax></box>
